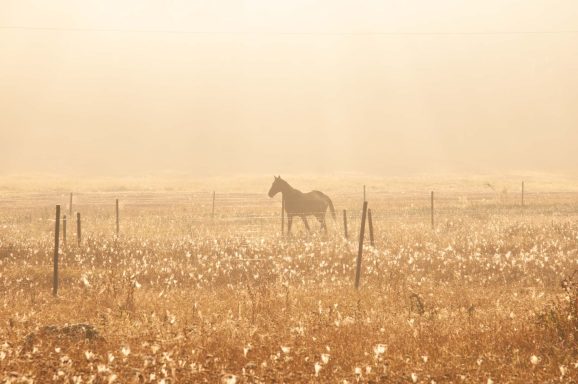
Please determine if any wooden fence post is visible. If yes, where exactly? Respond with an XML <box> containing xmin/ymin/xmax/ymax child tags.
<box><xmin>431</xmin><ymin>191</ymin><xmax>434</xmax><ymax>230</ymax></box>
<box><xmin>69</xmin><ymin>193</ymin><xmax>73</xmax><ymax>216</ymax></box>
<box><xmin>343</xmin><ymin>209</ymin><xmax>348</xmax><ymax>239</ymax></box>
<box><xmin>53</xmin><ymin>205</ymin><xmax>60</xmax><ymax>296</ymax></box>
<box><xmin>281</xmin><ymin>195</ymin><xmax>285</xmax><ymax>236</ymax></box>
<box><xmin>355</xmin><ymin>201</ymin><xmax>368</xmax><ymax>289</ymax></box>
<box><xmin>62</xmin><ymin>214</ymin><xmax>67</xmax><ymax>246</ymax></box>
<box><xmin>212</xmin><ymin>191</ymin><xmax>215</xmax><ymax>220</ymax></box>
<box><xmin>368</xmin><ymin>208</ymin><xmax>374</xmax><ymax>247</ymax></box>
<box><xmin>116</xmin><ymin>198</ymin><xmax>119</xmax><ymax>237</ymax></box>
<box><xmin>77</xmin><ymin>212</ymin><xmax>81</xmax><ymax>246</ymax></box>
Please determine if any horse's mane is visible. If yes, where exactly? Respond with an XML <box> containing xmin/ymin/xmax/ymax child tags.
<box><xmin>279</xmin><ymin>178</ymin><xmax>300</xmax><ymax>194</ymax></box>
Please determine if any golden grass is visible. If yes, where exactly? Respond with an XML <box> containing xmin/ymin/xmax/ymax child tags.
<box><xmin>0</xmin><ymin>176</ymin><xmax>577</xmax><ymax>383</ymax></box>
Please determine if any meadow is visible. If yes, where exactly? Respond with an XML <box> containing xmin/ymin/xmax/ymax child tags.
<box><xmin>0</xmin><ymin>175</ymin><xmax>576</xmax><ymax>383</ymax></box>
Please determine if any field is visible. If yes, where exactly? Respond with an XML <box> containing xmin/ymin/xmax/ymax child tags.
<box><xmin>0</xmin><ymin>175</ymin><xmax>577</xmax><ymax>383</ymax></box>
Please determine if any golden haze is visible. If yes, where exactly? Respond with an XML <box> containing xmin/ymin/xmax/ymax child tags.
<box><xmin>1</xmin><ymin>0</ymin><xmax>577</xmax><ymax>176</ymax></box>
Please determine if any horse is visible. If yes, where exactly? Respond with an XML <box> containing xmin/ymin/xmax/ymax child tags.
<box><xmin>268</xmin><ymin>176</ymin><xmax>336</xmax><ymax>234</ymax></box>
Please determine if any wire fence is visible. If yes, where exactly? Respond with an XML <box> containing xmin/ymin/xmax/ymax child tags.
<box><xmin>1</xmin><ymin>189</ymin><xmax>577</xmax><ymax>241</ymax></box>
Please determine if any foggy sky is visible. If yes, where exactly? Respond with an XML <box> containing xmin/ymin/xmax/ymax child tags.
<box><xmin>1</xmin><ymin>1</ymin><xmax>577</xmax><ymax>176</ymax></box>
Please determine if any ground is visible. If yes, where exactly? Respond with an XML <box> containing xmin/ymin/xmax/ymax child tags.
<box><xmin>0</xmin><ymin>174</ymin><xmax>577</xmax><ymax>383</ymax></box>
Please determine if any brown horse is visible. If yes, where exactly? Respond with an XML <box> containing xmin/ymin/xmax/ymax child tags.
<box><xmin>268</xmin><ymin>176</ymin><xmax>336</xmax><ymax>233</ymax></box>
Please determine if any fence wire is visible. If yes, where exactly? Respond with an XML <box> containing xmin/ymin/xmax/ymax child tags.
<box><xmin>1</xmin><ymin>190</ymin><xmax>577</xmax><ymax>241</ymax></box>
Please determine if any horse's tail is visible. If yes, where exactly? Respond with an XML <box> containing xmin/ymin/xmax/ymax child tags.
<box><xmin>320</xmin><ymin>193</ymin><xmax>336</xmax><ymax>221</ymax></box>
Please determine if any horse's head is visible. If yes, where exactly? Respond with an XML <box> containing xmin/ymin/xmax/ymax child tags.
<box><xmin>268</xmin><ymin>176</ymin><xmax>283</xmax><ymax>198</ymax></box>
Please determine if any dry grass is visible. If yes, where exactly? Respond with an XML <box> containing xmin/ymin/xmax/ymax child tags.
<box><xmin>0</xmin><ymin>176</ymin><xmax>577</xmax><ymax>383</ymax></box>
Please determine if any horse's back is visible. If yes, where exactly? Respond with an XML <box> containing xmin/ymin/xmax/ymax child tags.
<box><xmin>307</xmin><ymin>190</ymin><xmax>328</xmax><ymax>201</ymax></box>
<box><xmin>286</xmin><ymin>190</ymin><xmax>328</xmax><ymax>214</ymax></box>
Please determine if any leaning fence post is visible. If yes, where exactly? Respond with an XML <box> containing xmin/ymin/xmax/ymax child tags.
<box><xmin>355</xmin><ymin>201</ymin><xmax>368</xmax><ymax>289</ymax></box>
<box><xmin>115</xmin><ymin>198</ymin><xmax>119</xmax><ymax>237</ymax></box>
<box><xmin>53</xmin><ymin>205</ymin><xmax>60</xmax><ymax>296</ymax></box>
<box><xmin>343</xmin><ymin>209</ymin><xmax>348</xmax><ymax>239</ymax></box>
<box><xmin>430</xmin><ymin>191</ymin><xmax>434</xmax><ymax>230</ymax></box>
<box><xmin>368</xmin><ymin>208</ymin><xmax>374</xmax><ymax>247</ymax></box>
<box><xmin>77</xmin><ymin>212</ymin><xmax>81</xmax><ymax>246</ymax></box>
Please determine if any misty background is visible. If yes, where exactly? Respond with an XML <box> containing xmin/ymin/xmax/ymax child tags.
<box><xmin>0</xmin><ymin>1</ymin><xmax>577</xmax><ymax>176</ymax></box>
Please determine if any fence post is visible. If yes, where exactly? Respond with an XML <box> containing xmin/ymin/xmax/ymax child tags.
<box><xmin>69</xmin><ymin>193</ymin><xmax>73</xmax><ymax>216</ymax></box>
<box><xmin>116</xmin><ymin>198</ymin><xmax>119</xmax><ymax>237</ymax></box>
<box><xmin>281</xmin><ymin>194</ymin><xmax>285</xmax><ymax>236</ymax></box>
<box><xmin>77</xmin><ymin>212</ymin><xmax>81</xmax><ymax>246</ymax></box>
<box><xmin>62</xmin><ymin>214</ymin><xmax>67</xmax><ymax>246</ymax></box>
<box><xmin>212</xmin><ymin>191</ymin><xmax>215</xmax><ymax>220</ymax></box>
<box><xmin>343</xmin><ymin>209</ymin><xmax>348</xmax><ymax>239</ymax></box>
<box><xmin>368</xmin><ymin>208</ymin><xmax>374</xmax><ymax>247</ymax></box>
<box><xmin>430</xmin><ymin>191</ymin><xmax>434</xmax><ymax>230</ymax></box>
<box><xmin>355</xmin><ymin>201</ymin><xmax>368</xmax><ymax>289</ymax></box>
<box><xmin>521</xmin><ymin>181</ymin><xmax>524</xmax><ymax>207</ymax></box>
<box><xmin>53</xmin><ymin>205</ymin><xmax>60</xmax><ymax>296</ymax></box>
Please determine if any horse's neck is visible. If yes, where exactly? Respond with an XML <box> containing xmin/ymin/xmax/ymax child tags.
<box><xmin>281</xmin><ymin>182</ymin><xmax>298</xmax><ymax>197</ymax></box>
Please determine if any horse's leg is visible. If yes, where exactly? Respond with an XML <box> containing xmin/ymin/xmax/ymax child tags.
<box><xmin>315</xmin><ymin>214</ymin><xmax>327</xmax><ymax>233</ymax></box>
<box><xmin>321</xmin><ymin>215</ymin><xmax>327</xmax><ymax>233</ymax></box>
<box><xmin>301</xmin><ymin>216</ymin><xmax>310</xmax><ymax>231</ymax></box>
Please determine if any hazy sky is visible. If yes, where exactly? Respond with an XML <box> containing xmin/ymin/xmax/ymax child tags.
<box><xmin>1</xmin><ymin>1</ymin><xmax>577</xmax><ymax>176</ymax></box>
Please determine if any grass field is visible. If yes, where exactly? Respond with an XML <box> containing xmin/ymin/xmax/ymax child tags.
<box><xmin>0</xmin><ymin>175</ymin><xmax>577</xmax><ymax>383</ymax></box>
